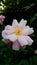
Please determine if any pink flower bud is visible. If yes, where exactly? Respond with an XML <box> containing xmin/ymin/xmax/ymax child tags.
<box><xmin>0</xmin><ymin>15</ymin><xmax>5</xmax><ymax>25</ymax></box>
<box><xmin>34</xmin><ymin>50</ymin><xmax>37</xmax><ymax>54</ymax></box>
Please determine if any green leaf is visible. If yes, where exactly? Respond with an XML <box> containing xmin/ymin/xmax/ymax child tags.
<box><xmin>30</xmin><ymin>17</ymin><xmax>36</xmax><ymax>24</ymax></box>
<box><xmin>29</xmin><ymin>13</ymin><xmax>37</xmax><ymax>25</ymax></box>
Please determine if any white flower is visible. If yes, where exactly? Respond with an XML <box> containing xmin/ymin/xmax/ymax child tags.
<box><xmin>2</xmin><ymin>19</ymin><xmax>34</xmax><ymax>51</ymax></box>
<box><xmin>0</xmin><ymin>1</ymin><xmax>6</xmax><ymax>10</ymax></box>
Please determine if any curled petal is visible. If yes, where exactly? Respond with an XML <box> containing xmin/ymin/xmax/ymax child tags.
<box><xmin>4</xmin><ymin>30</ymin><xmax>12</xmax><ymax>35</ymax></box>
<box><xmin>5</xmin><ymin>25</ymin><xmax>15</xmax><ymax>34</ymax></box>
<box><xmin>2</xmin><ymin>30</ymin><xmax>9</xmax><ymax>39</ymax></box>
<box><xmin>23</xmin><ymin>26</ymin><xmax>34</xmax><ymax>35</ymax></box>
<box><xmin>5</xmin><ymin>25</ymin><xmax>12</xmax><ymax>30</ymax></box>
<box><xmin>24</xmin><ymin>36</ymin><xmax>33</xmax><ymax>46</ymax></box>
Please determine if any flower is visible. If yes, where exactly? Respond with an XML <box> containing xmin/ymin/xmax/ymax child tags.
<box><xmin>34</xmin><ymin>50</ymin><xmax>37</xmax><ymax>54</ymax></box>
<box><xmin>0</xmin><ymin>1</ymin><xmax>6</xmax><ymax>10</ymax></box>
<box><xmin>2</xmin><ymin>19</ymin><xmax>34</xmax><ymax>51</ymax></box>
<box><xmin>0</xmin><ymin>15</ymin><xmax>5</xmax><ymax>25</ymax></box>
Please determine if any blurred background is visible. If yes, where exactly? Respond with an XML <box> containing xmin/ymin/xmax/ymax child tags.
<box><xmin>0</xmin><ymin>0</ymin><xmax>37</xmax><ymax>65</ymax></box>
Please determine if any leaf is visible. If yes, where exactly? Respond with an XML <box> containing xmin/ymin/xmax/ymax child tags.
<box><xmin>30</xmin><ymin>17</ymin><xmax>36</xmax><ymax>24</ymax></box>
<box><xmin>23</xmin><ymin>3</ymin><xmax>35</xmax><ymax>11</ymax></box>
<box><xmin>29</xmin><ymin>13</ymin><xmax>37</xmax><ymax>24</ymax></box>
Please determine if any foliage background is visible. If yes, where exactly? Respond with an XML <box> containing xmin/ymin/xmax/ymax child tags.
<box><xmin>0</xmin><ymin>0</ymin><xmax>37</xmax><ymax>65</ymax></box>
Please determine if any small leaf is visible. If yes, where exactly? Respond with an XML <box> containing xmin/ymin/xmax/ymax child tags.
<box><xmin>29</xmin><ymin>17</ymin><xmax>36</xmax><ymax>24</ymax></box>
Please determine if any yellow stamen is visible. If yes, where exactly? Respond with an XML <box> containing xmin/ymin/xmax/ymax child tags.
<box><xmin>14</xmin><ymin>28</ymin><xmax>23</xmax><ymax>36</ymax></box>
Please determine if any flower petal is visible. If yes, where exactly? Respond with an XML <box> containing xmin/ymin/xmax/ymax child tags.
<box><xmin>12</xmin><ymin>19</ymin><xmax>19</xmax><ymax>28</ymax></box>
<box><xmin>5</xmin><ymin>25</ymin><xmax>15</xmax><ymax>34</ymax></box>
<box><xmin>5</xmin><ymin>25</ymin><xmax>12</xmax><ymax>30</ymax></box>
<box><xmin>0</xmin><ymin>15</ymin><xmax>5</xmax><ymax>19</ymax></box>
<box><xmin>0</xmin><ymin>21</ymin><xmax>3</xmax><ymax>25</ymax></box>
<box><xmin>24</xmin><ymin>36</ymin><xmax>33</xmax><ymax>46</ymax></box>
<box><xmin>8</xmin><ymin>34</ymin><xmax>17</xmax><ymax>42</ymax></box>
<box><xmin>23</xmin><ymin>26</ymin><xmax>34</xmax><ymax>35</ymax></box>
<box><xmin>19</xmin><ymin>19</ymin><xmax>27</xmax><ymax>28</ymax></box>
<box><xmin>2</xmin><ymin>30</ymin><xmax>17</xmax><ymax>41</ymax></box>
<box><xmin>2</xmin><ymin>30</ymin><xmax>9</xmax><ymax>39</ymax></box>
<box><xmin>12</xmin><ymin>41</ymin><xmax>20</xmax><ymax>51</ymax></box>
<box><xmin>0</xmin><ymin>15</ymin><xmax>5</xmax><ymax>25</ymax></box>
<box><xmin>18</xmin><ymin>36</ymin><xmax>28</xmax><ymax>46</ymax></box>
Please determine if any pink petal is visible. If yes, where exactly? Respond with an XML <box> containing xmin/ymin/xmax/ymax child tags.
<box><xmin>18</xmin><ymin>36</ymin><xmax>28</xmax><ymax>46</ymax></box>
<box><xmin>2</xmin><ymin>30</ymin><xmax>9</xmax><ymax>39</ymax></box>
<box><xmin>8</xmin><ymin>34</ymin><xmax>17</xmax><ymax>42</ymax></box>
<box><xmin>12</xmin><ymin>41</ymin><xmax>20</xmax><ymax>51</ymax></box>
<box><xmin>0</xmin><ymin>15</ymin><xmax>5</xmax><ymax>19</ymax></box>
<box><xmin>0</xmin><ymin>15</ymin><xmax>5</xmax><ymax>21</ymax></box>
<box><xmin>19</xmin><ymin>19</ymin><xmax>27</xmax><ymax>29</ymax></box>
<box><xmin>0</xmin><ymin>15</ymin><xmax>5</xmax><ymax>25</ymax></box>
<box><xmin>5</xmin><ymin>25</ymin><xmax>12</xmax><ymax>30</ymax></box>
<box><xmin>5</xmin><ymin>25</ymin><xmax>14</xmax><ymax>34</ymax></box>
<box><xmin>4</xmin><ymin>30</ymin><xmax>12</xmax><ymax>35</ymax></box>
<box><xmin>23</xmin><ymin>26</ymin><xmax>34</xmax><ymax>35</ymax></box>
<box><xmin>12</xmin><ymin>19</ymin><xmax>19</xmax><ymax>28</ymax></box>
<box><xmin>0</xmin><ymin>21</ymin><xmax>3</xmax><ymax>25</ymax></box>
<box><xmin>24</xmin><ymin>36</ymin><xmax>33</xmax><ymax>46</ymax></box>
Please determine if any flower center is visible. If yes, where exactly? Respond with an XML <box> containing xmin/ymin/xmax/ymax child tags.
<box><xmin>14</xmin><ymin>28</ymin><xmax>23</xmax><ymax>36</ymax></box>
